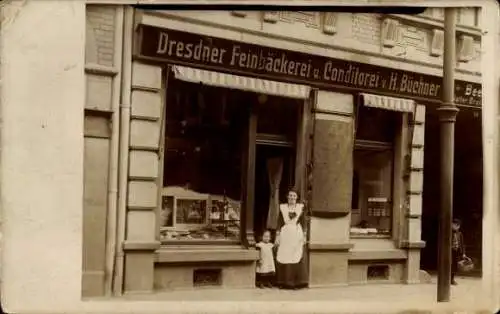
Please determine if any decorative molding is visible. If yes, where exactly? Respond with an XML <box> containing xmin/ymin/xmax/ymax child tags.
<box><xmin>263</xmin><ymin>11</ymin><xmax>279</xmax><ymax>23</ymax></box>
<box><xmin>387</xmin><ymin>13</ymin><xmax>483</xmax><ymax>39</ymax></box>
<box><xmin>122</xmin><ymin>240</ymin><xmax>161</xmax><ymax>251</ymax></box>
<box><xmin>458</xmin><ymin>35</ymin><xmax>475</xmax><ymax>62</ymax></box>
<box><xmin>279</xmin><ymin>12</ymin><xmax>320</xmax><ymax>28</ymax></box>
<box><xmin>130</xmin><ymin>85</ymin><xmax>162</xmax><ymax>93</ymax></box>
<box><xmin>129</xmin><ymin>115</ymin><xmax>160</xmax><ymax>122</ymax></box>
<box><xmin>400</xmin><ymin>240</ymin><xmax>426</xmax><ymax>249</ymax></box>
<box><xmin>138</xmin><ymin>11</ymin><xmax>482</xmax><ymax>80</ymax></box>
<box><xmin>349</xmin><ymin>250</ymin><xmax>407</xmax><ymax>260</ymax></box>
<box><xmin>85</xmin><ymin>63</ymin><xmax>119</xmax><ymax>76</ymax></box>
<box><xmin>430</xmin><ymin>29</ymin><xmax>444</xmax><ymax>57</ymax></box>
<box><xmin>399</xmin><ymin>25</ymin><xmax>427</xmax><ymax>53</ymax></box>
<box><xmin>322</xmin><ymin>12</ymin><xmax>337</xmax><ymax>35</ymax></box>
<box><xmin>381</xmin><ymin>18</ymin><xmax>400</xmax><ymax>48</ymax></box>
<box><xmin>231</xmin><ymin>11</ymin><xmax>247</xmax><ymax>18</ymax></box>
<box><xmin>405</xmin><ymin>214</ymin><xmax>422</xmax><ymax>219</ymax></box>
<box><xmin>155</xmin><ymin>248</ymin><xmax>259</xmax><ymax>263</ymax></box>
<box><xmin>309</xmin><ymin>243</ymin><xmax>354</xmax><ymax>251</ymax></box>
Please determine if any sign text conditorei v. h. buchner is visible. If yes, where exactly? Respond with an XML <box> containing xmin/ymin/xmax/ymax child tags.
<box><xmin>137</xmin><ymin>25</ymin><xmax>482</xmax><ymax>107</ymax></box>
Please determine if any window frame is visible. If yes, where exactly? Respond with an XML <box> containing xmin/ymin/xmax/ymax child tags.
<box><xmin>351</xmin><ymin>103</ymin><xmax>400</xmax><ymax>239</ymax></box>
<box><xmin>350</xmin><ymin>141</ymin><xmax>396</xmax><ymax>239</ymax></box>
<box><xmin>158</xmin><ymin>76</ymin><xmax>246</xmax><ymax>246</ymax></box>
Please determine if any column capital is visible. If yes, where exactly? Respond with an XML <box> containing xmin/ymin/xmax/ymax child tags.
<box><xmin>437</xmin><ymin>103</ymin><xmax>459</xmax><ymax>122</ymax></box>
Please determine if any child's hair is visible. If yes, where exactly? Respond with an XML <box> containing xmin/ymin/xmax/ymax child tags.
<box><xmin>261</xmin><ymin>229</ymin><xmax>271</xmax><ymax>240</ymax></box>
<box><xmin>453</xmin><ymin>218</ymin><xmax>462</xmax><ymax>225</ymax></box>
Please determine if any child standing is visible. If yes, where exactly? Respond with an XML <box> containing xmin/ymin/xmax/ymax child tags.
<box><xmin>255</xmin><ymin>230</ymin><xmax>276</xmax><ymax>288</ymax></box>
<box><xmin>451</xmin><ymin>218</ymin><xmax>466</xmax><ymax>285</ymax></box>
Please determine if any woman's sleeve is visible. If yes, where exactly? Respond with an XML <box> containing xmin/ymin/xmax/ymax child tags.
<box><xmin>298</xmin><ymin>204</ymin><xmax>306</xmax><ymax>228</ymax></box>
<box><xmin>277</xmin><ymin>205</ymin><xmax>285</xmax><ymax>230</ymax></box>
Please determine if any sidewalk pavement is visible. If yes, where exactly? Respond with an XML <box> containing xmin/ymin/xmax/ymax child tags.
<box><xmin>112</xmin><ymin>276</ymin><xmax>496</xmax><ymax>313</ymax></box>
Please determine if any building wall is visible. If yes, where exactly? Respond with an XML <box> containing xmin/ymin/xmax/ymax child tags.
<box><xmin>80</xmin><ymin>7</ymin><xmax>487</xmax><ymax>295</ymax></box>
<box><xmin>82</xmin><ymin>4</ymin><xmax>120</xmax><ymax>297</ymax></box>
<box><xmin>131</xmin><ymin>8</ymin><xmax>480</xmax><ymax>290</ymax></box>
<box><xmin>86</xmin><ymin>5</ymin><xmax>116</xmax><ymax>67</ymax></box>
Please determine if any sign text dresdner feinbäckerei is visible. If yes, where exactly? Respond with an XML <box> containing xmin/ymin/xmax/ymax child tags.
<box><xmin>137</xmin><ymin>24</ymin><xmax>482</xmax><ymax>107</ymax></box>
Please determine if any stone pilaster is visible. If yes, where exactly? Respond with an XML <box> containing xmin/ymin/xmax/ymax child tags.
<box><xmin>403</xmin><ymin>104</ymin><xmax>426</xmax><ymax>284</ymax></box>
<box><xmin>123</xmin><ymin>61</ymin><xmax>163</xmax><ymax>293</ymax></box>
<box><xmin>308</xmin><ymin>91</ymin><xmax>354</xmax><ymax>287</ymax></box>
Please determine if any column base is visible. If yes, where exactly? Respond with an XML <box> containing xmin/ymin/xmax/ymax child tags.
<box><xmin>404</xmin><ymin>248</ymin><xmax>422</xmax><ymax>284</ymax></box>
<box><xmin>309</xmin><ymin>250</ymin><xmax>350</xmax><ymax>286</ymax></box>
<box><xmin>124</xmin><ymin>251</ymin><xmax>156</xmax><ymax>293</ymax></box>
<box><xmin>123</xmin><ymin>241</ymin><xmax>161</xmax><ymax>294</ymax></box>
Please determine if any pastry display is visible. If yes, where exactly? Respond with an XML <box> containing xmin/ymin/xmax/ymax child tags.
<box><xmin>160</xmin><ymin>187</ymin><xmax>241</xmax><ymax>242</ymax></box>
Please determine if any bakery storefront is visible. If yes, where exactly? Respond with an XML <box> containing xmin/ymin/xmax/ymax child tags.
<box><xmin>111</xmin><ymin>13</ymin><xmax>482</xmax><ymax>294</ymax></box>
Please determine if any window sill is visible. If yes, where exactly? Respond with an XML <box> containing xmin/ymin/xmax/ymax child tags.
<box><xmin>349</xmin><ymin>249</ymin><xmax>407</xmax><ymax>261</ymax></box>
<box><xmin>161</xmin><ymin>239</ymin><xmax>240</xmax><ymax>246</ymax></box>
<box><xmin>155</xmin><ymin>246</ymin><xmax>259</xmax><ymax>264</ymax></box>
<box><xmin>350</xmin><ymin>234</ymin><xmax>391</xmax><ymax>239</ymax></box>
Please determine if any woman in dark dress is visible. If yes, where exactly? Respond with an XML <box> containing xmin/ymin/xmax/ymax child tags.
<box><xmin>274</xmin><ymin>189</ymin><xmax>308</xmax><ymax>289</ymax></box>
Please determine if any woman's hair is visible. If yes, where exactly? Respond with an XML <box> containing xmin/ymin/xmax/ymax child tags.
<box><xmin>287</xmin><ymin>188</ymin><xmax>299</xmax><ymax>198</ymax></box>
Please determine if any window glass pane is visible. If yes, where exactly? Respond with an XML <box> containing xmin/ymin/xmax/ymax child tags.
<box><xmin>350</xmin><ymin>148</ymin><xmax>393</xmax><ymax>236</ymax></box>
<box><xmin>356</xmin><ymin>106</ymin><xmax>399</xmax><ymax>143</ymax></box>
<box><xmin>257</xmin><ymin>96</ymin><xmax>298</xmax><ymax>139</ymax></box>
<box><xmin>160</xmin><ymin>80</ymin><xmax>248</xmax><ymax>242</ymax></box>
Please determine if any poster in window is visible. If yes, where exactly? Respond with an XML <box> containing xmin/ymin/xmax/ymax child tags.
<box><xmin>367</xmin><ymin>197</ymin><xmax>389</xmax><ymax>217</ymax></box>
<box><xmin>161</xmin><ymin>195</ymin><xmax>175</xmax><ymax>227</ymax></box>
<box><xmin>176</xmin><ymin>199</ymin><xmax>207</xmax><ymax>224</ymax></box>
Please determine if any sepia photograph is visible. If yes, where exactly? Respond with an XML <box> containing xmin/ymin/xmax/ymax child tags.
<box><xmin>0</xmin><ymin>0</ymin><xmax>499</xmax><ymax>313</ymax></box>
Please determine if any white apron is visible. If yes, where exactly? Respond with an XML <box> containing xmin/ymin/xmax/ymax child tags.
<box><xmin>276</xmin><ymin>203</ymin><xmax>305</xmax><ymax>264</ymax></box>
<box><xmin>256</xmin><ymin>242</ymin><xmax>276</xmax><ymax>273</ymax></box>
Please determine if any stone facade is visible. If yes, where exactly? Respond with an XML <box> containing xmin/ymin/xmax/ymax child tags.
<box><xmin>71</xmin><ymin>4</ymin><xmax>486</xmax><ymax>297</ymax></box>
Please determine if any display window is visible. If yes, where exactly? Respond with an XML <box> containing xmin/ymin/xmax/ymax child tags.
<box><xmin>350</xmin><ymin>105</ymin><xmax>399</xmax><ymax>237</ymax></box>
<box><xmin>159</xmin><ymin>79</ymin><xmax>250</xmax><ymax>243</ymax></box>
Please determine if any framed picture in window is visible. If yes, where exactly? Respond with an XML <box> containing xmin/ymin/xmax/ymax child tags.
<box><xmin>160</xmin><ymin>195</ymin><xmax>175</xmax><ymax>228</ymax></box>
<box><xmin>176</xmin><ymin>197</ymin><xmax>208</xmax><ymax>228</ymax></box>
<box><xmin>161</xmin><ymin>187</ymin><xmax>210</xmax><ymax>231</ymax></box>
<box><xmin>209</xmin><ymin>195</ymin><xmax>241</xmax><ymax>222</ymax></box>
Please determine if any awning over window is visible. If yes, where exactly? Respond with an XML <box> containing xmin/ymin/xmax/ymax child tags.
<box><xmin>360</xmin><ymin>93</ymin><xmax>415</xmax><ymax>113</ymax></box>
<box><xmin>172</xmin><ymin>65</ymin><xmax>311</xmax><ymax>100</ymax></box>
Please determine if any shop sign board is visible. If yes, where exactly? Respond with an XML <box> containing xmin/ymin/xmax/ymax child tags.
<box><xmin>137</xmin><ymin>24</ymin><xmax>482</xmax><ymax>107</ymax></box>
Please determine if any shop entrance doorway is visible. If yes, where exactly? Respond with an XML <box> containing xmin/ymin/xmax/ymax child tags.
<box><xmin>253</xmin><ymin>143</ymin><xmax>295</xmax><ymax>241</ymax></box>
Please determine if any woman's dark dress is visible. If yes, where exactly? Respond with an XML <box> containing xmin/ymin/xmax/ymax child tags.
<box><xmin>275</xmin><ymin>203</ymin><xmax>308</xmax><ymax>289</ymax></box>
